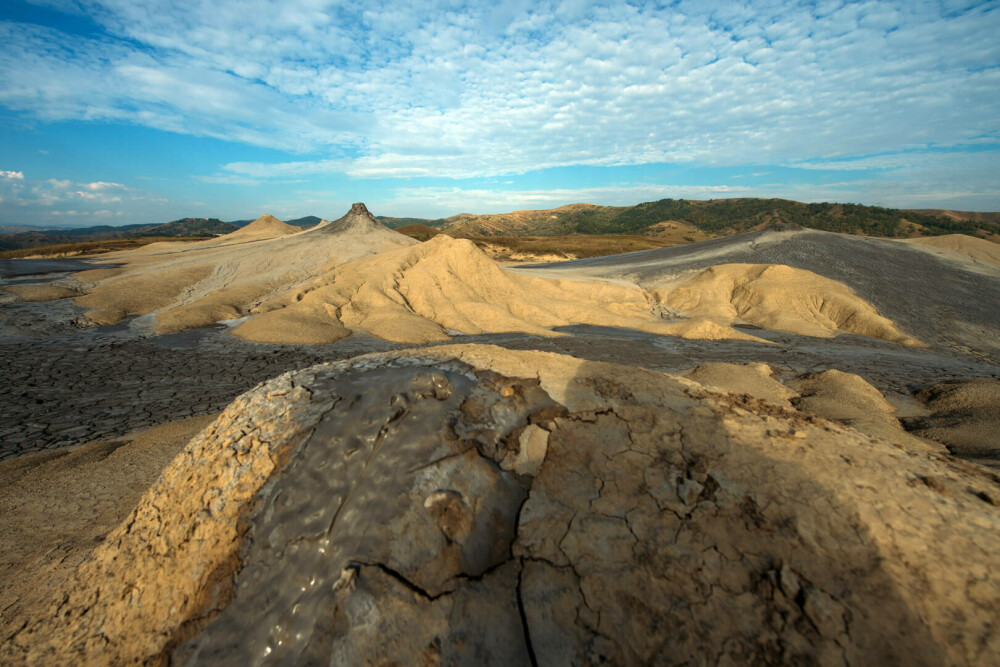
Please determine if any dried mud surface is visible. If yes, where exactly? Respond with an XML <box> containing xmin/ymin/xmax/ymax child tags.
<box><xmin>3</xmin><ymin>347</ymin><xmax>1000</xmax><ymax>665</ymax></box>
<box><xmin>2</xmin><ymin>238</ymin><xmax>999</xmax><ymax>664</ymax></box>
<box><xmin>518</xmin><ymin>227</ymin><xmax>1000</xmax><ymax>363</ymax></box>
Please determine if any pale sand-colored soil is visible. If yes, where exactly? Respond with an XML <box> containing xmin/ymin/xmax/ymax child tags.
<box><xmin>72</xmin><ymin>206</ymin><xmax>416</xmax><ymax>333</ymax></box>
<box><xmin>655</xmin><ymin>263</ymin><xmax>925</xmax><ymax>346</ymax></box>
<box><xmin>787</xmin><ymin>369</ymin><xmax>942</xmax><ymax>452</ymax></box>
<box><xmin>234</xmin><ymin>237</ymin><xmax>920</xmax><ymax>347</ymax></box>
<box><xmin>903</xmin><ymin>234</ymin><xmax>1000</xmax><ymax>272</ymax></box>
<box><xmin>234</xmin><ymin>234</ymin><xmax>767</xmax><ymax>345</ymax></box>
<box><xmin>682</xmin><ymin>362</ymin><xmax>943</xmax><ymax>453</ymax></box>
<box><xmin>65</xmin><ymin>208</ymin><xmax>921</xmax><ymax>350</ymax></box>
<box><xmin>0</xmin><ymin>415</ymin><xmax>216</xmax><ymax>631</ymax></box>
<box><xmin>3</xmin><ymin>284</ymin><xmax>80</xmax><ymax>302</ymax></box>
<box><xmin>213</xmin><ymin>214</ymin><xmax>300</xmax><ymax>242</ymax></box>
<box><xmin>510</xmin><ymin>227</ymin><xmax>999</xmax><ymax>362</ymax></box>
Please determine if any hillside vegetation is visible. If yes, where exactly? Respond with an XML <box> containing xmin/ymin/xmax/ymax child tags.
<box><xmin>386</xmin><ymin>198</ymin><xmax>998</xmax><ymax>240</ymax></box>
<box><xmin>394</xmin><ymin>225</ymin><xmax>675</xmax><ymax>261</ymax></box>
<box><xmin>0</xmin><ymin>218</ymin><xmax>237</xmax><ymax>252</ymax></box>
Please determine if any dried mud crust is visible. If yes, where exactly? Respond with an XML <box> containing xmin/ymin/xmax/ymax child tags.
<box><xmin>520</xmin><ymin>228</ymin><xmax>1000</xmax><ymax>363</ymax></box>
<box><xmin>4</xmin><ymin>346</ymin><xmax>1000</xmax><ymax>665</ymax></box>
<box><xmin>0</xmin><ymin>289</ymin><xmax>404</xmax><ymax>460</ymax></box>
<box><xmin>2</xmin><ymin>288</ymin><xmax>997</xmax><ymax>465</ymax></box>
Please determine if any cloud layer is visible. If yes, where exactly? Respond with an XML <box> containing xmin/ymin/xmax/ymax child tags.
<box><xmin>1</xmin><ymin>0</ymin><xmax>998</xmax><ymax>222</ymax></box>
<box><xmin>4</xmin><ymin>1</ymin><xmax>998</xmax><ymax>174</ymax></box>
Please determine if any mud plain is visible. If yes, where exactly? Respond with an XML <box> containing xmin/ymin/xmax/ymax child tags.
<box><xmin>3</xmin><ymin>255</ymin><xmax>997</xmax><ymax>461</ymax></box>
<box><xmin>2</xmin><ymin>213</ymin><xmax>1000</xmax><ymax>665</ymax></box>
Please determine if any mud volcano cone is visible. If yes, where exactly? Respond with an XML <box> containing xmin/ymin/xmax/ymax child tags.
<box><xmin>313</xmin><ymin>202</ymin><xmax>392</xmax><ymax>236</ymax></box>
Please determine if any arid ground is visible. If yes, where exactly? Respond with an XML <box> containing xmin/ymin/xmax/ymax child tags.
<box><xmin>1</xmin><ymin>205</ymin><xmax>998</xmax><ymax>664</ymax></box>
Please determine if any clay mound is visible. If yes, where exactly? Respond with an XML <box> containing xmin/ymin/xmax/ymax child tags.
<box><xmin>222</xmin><ymin>214</ymin><xmax>301</xmax><ymax>241</ymax></box>
<box><xmin>71</xmin><ymin>203</ymin><xmax>417</xmax><ymax>332</ymax></box>
<box><xmin>4</xmin><ymin>345</ymin><xmax>1000</xmax><ymax>665</ymax></box>
<box><xmin>788</xmin><ymin>369</ymin><xmax>941</xmax><ymax>452</ymax></box>
<box><xmin>658</xmin><ymin>263</ymin><xmax>924</xmax><ymax>346</ymax></box>
<box><xmin>904</xmin><ymin>379</ymin><xmax>1000</xmax><ymax>465</ymax></box>
<box><xmin>905</xmin><ymin>234</ymin><xmax>1000</xmax><ymax>269</ymax></box>
<box><xmin>313</xmin><ymin>202</ymin><xmax>392</xmax><ymax>236</ymax></box>
<box><xmin>233</xmin><ymin>235</ymin><xmax>767</xmax><ymax>345</ymax></box>
<box><xmin>683</xmin><ymin>362</ymin><xmax>797</xmax><ymax>407</ymax></box>
<box><xmin>517</xmin><ymin>226</ymin><xmax>1000</xmax><ymax>361</ymax></box>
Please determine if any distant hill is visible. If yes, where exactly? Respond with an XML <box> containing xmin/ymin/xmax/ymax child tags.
<box><xmin>3</xmin><ymin>201</ymin><xmax>996</xmax><ymax>254</ymax></box>
<box><xmin>904</xmin><ymin>209</ymin><xmax>1000</xmax><ymax>226</ymax></box>
<box><xmin>0</xmin><ymin>218</ymin><xmax>236</xmax><ymax>252</ymax></box>
<box><xmin>286</xmin><ymin>215</ymin><xmax>323</xmax><ymax>229</ymax></box>
<box><xmin>377</xmin><ymin>216</ymin><xmax>447</xmax><ymax>229</ymax></box>
<box><xmin>395</xmin><ymin>223</ymin><xmax>446</xmax><ymax>241</ymax></box>
<box><xmin>431</xmin><ymin>199</ymin><xmax>1000</xmax><ymax>240</ymax></box>
<box><xmin>149</xmin><ymin>218</ymin><xmax>237</xmax><ymax>236</ymax></box>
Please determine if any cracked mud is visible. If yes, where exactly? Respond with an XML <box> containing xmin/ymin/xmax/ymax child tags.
<box><xmin>5</xmin><ymin>347</ymin><xmax>1000</xmax><ymax>665</ymax></box>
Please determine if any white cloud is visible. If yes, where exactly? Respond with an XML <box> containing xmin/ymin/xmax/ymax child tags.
<box><xmin>0</xmin><ymin>170</ymin><xmax>168</xmax><ymax>225</ymax></box>
<box><xmin>2</xmin><ymin>0</ymin><xmax>998</xmax><ymax>182</ymax></box>
<box><xmin>82</xmin><ymin>181</ymin><xmax>125</xmax><ymax>190</ymax></box>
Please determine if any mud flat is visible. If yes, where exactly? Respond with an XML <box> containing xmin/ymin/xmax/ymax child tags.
<box><xmin>0</xmin><ymin>299</ymin><xmax>399</xmax><ymax>459</ymax></box>
<box><xmin>4</xmin><ymin>345</ymin><xmax>1000</xmax><ymax>665</ymax></box>
<box><xmin>2</xmin><ymin>290</ymin><xmax>998</xmax><ymax>461</ymax></box>
<box><xmin>516</xmin><ymin>226</ymin><xmax>1000</xmax><ymax>363</ymax></box>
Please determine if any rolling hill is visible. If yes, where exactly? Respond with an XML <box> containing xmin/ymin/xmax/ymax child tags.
<box><xmin>0</xmin><ymin>218</ymin><xmax>237</xmax><ymax>252</ymax></box>
<box><xmin>385</xmin><ymin>198</ymin><xmax>999</xmax><ymax>240</ymax></box>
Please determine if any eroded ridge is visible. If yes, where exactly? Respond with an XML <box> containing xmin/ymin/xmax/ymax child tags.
<box><xmin>4</xmin><ymin>345</ymin><xmax>999</xmax><ymax>665</ymax></box>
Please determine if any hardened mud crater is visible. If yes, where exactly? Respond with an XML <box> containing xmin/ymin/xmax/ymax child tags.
<box><xmin>175</xmin><ymin>360</ymin><xmax>562</xmax><ymax>665</ymax></box>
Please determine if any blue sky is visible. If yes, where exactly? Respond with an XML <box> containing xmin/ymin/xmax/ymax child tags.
<box><xmin>1</xmin><ymin>0</ymin><xmax>998</xmax><ymax>227</ymax></box>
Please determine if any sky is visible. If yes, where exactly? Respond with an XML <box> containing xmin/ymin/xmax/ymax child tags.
<box><xmin>1</xmin><ymin>0</ymin><xmax>998</xmax><ymax>227</ymax></box>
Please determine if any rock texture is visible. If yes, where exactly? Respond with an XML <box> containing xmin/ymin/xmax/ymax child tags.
<box><xmin>3</xmin><ymin>345</ymin><xmax>1000</xmax><ymax>665</ymax></box>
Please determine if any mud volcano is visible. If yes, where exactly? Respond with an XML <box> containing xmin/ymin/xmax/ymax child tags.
<box><xmin>5</xmin><ymin>346</ymin><xmax>999</xmax><ymax>665</ymax></box>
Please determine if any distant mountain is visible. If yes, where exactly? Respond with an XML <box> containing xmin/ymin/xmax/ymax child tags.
<box><xmin>3</xmin><ymin>202</ymin><xmax>996</xmax><ymax>254</ymax></box>
<box><xmin>0</xmin><ymin>225</ymin><xmax>47</xmax><ymax>234</ymax></box>
<box><xmin>287</xmin><ymin>215</ymin><xmax>323</xmax><ymax>229</ymax></box>
<box><xmin>377</xmin><ymin>216</ymin><xmax>446</xmax><ymax>229</ymax></box>
<box><xmin>0</xmin><ymin>217</ymin><xmax>236</xmax><ymax>252</ymax></box>
<box><xmin>432</xmin><ymin>199</ymin><xmax>1000</xmax><ymax>240</ymax></box>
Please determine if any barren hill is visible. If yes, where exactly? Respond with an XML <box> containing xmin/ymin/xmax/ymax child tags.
<box><xmin>220</xmin><ymin>214</ymin><xmax>301</xmax><ymax>241</ymax></box>
<box><xmin>517</xmin><ymin>226</ymin><xmax>1000</xmax><ymax>362</ymax></box>
<box><xmin>72</xmin><ymin>204</ymin><xmax>416</xmax><ymax>333</ymax></box>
